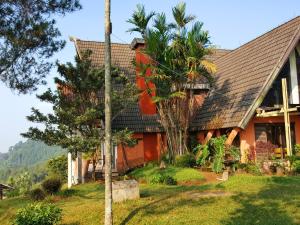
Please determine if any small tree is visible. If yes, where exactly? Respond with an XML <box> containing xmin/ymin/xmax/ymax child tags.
<box><xmin>128</xmin><ymin>3</ymin><xmax>216</xmax><ymax>162</ymax></box>
<box><xmin>113</xmin><ymin>129</ymin><xmax>138</xmax><ymax>171</ymax></box>
<box><xmin>22</xmin><ymin>52</ymin><xmax>138</xmax><ymax>175</ymax></box>
<box><xmin>47</xmin><ymin>155</ymin><xmax>68</xmax><ymax>181</ymax></box>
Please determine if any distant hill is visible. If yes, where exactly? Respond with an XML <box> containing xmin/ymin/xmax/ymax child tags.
<box><xmin>0</xmin><ymin>140</ymin><xmax>65</xmax><ymax>182</ymax></box>
<box><xmin>0</xmin><ymin>152</ymin><xmax>8</xmax><ymax>161</ymax></box>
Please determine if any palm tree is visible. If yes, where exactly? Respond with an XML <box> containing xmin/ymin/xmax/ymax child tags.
<box><xmin>127</xmin><ymin>2</ymin><xmax>216</xmax><ymax>162</ymax></box>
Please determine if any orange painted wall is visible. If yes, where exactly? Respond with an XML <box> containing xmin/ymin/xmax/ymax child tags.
<box><xmin>116</xmin><ymin>133</ymin><xmax>144</xmax><ymax>173</ymax></box>
<box><xmin>116</xmin><ymin>133</ymin><xmax>164</xmax><ymax>173</ymax></box>
<box><xmin>240</xmin><ymin>115</ymin><xmax>300</xmax><ymax>161</ymax></box>
<box><xmin>135</xmin><ymin>46</ymin><xmax>156</xmax><ymax>115</ymax></box>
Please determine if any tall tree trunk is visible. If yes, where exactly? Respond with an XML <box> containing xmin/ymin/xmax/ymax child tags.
<box><xmin>104</xmin><ymin>0</ymin><xmax>113</xmax><ymax>224</ymax></box>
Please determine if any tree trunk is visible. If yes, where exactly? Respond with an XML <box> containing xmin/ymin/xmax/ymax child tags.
<box><xmin>104</xmin><ymin>0</ymin><xmax>113</xmax><ymax>224</ymax></box>
<box><xmin>121</xmin><ymin>145</ymin><xmax>129</xmax><ymax>171</ymax></box>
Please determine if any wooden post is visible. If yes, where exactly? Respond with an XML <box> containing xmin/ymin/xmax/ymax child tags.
<box><xmin>0</xmin><ymin>189</ymin><xmax>2</xmax><ymax>200</ymax></box>
<box><xmin>104</xmin><ymin>0</ymin><xmax>113</xmax><ymax>224</ymax></box>
<box><xmin>282</xmin><ymin>78</ymin><xmax>292</xmax><ymax>156</ymax></box>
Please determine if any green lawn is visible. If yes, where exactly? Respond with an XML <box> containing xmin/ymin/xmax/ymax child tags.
<box><xmin>1</xmin><ymin>174</ymin><xmax>300</xmax><ymax>225</ymax></box>
<box><xmin>128</xmin><ymin>164</ymin><xmax>205</xmax><ymax>183</ymax></box>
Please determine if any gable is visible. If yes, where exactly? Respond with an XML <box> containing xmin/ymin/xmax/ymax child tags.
<box><xmin>191</xmin><ymin>16</ymin><xmax>300</xmax><ymax>131</ymax></box>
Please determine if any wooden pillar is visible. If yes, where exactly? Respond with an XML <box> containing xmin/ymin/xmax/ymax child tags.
<box><xmin>0</xmin><ymin>189</ymin><xmax>2</xmax><ymax>200</ymax></box>
<box><xmin>225</xmin><ymin>128</ymin><xmax>240</xmax><ymax>146</ymax></box>
<box><xmin>289</xmin><ymin>50</ymin><xmax>299</xmax><ymax>104</ymax></box>
<box><xmin>282</xmin><ymin>78</ymin><xmax>292</xmax><ymax>156</ymax></box>
<box><xmin>67</xmin><ymin>152</ymin><xmax>72</xmax><ymax>188</ymax></box>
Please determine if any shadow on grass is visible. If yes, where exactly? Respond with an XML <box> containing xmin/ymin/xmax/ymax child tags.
<box><xmin>221</xmin><ymin>176</ymin><xmax>300</xmax><ymax>225</ymax></box>
<box><xmin>120</xmin><ymin>184</ymin><xmax>216</xmax><ymax>225</ymax></box>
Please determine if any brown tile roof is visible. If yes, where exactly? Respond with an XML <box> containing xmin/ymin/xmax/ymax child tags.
<box><xmin>75</xmin><ymin>40</ymin><xmax>136</xmax><ymax>81</ymax></box>
<box><xmin>112</xmin><ymin>105</ymin><xmax>163</xmax><ymax>132</ymax></box>
<box><xmin>73</xmin><ymin>39</ymin><xmax>230</xmax><ymax>133</ymax></box>
<box><xmin>191</xmin><ymin>16</ymin><xmax>300</xmax><ymax>131</ymax></box>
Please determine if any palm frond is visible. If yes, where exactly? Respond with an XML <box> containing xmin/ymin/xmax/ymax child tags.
<box><xmin>126</xmin><ymin>4</ymin><xmax>155</xmax><ymax>37</ymax></box>
<box><xmin>172</xmin><ymin>2</ymin><xmax>195</xmax><ymax>28</ymax></box>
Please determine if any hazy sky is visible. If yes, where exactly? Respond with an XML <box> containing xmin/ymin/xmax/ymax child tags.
<box><xmin>0</xmin><ymin>0</ymin><xmax>299</xmax><ymax>153</ymax></box>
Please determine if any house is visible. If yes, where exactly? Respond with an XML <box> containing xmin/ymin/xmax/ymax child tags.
<box><xmin>0</xmin><ymin>184</ymin><xmax>13</xmax><ymax>200</ymax></box>
<box><xmin>68</xmin><ymin>16</ymin><xmax>300</xmax><ymax>184</ymax></box>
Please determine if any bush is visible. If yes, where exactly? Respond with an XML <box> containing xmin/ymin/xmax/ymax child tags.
<box><xmin>175</xmin><ymin>154</ymin><xmax>196</xmax><ymax>168</ymax></box>
<box><xmin>150</xmin><ymin>174</ymin><xmax>165</xmax><ymax>184</ymax></box>
<box><xmin>293</xmin><ymin>160</ymin><xmax>300</xmax><ymax>174</ymax></box>
<box><xmin>29</xmin><ymin>188</ymin><xmax>46</xmax><ymax>201</ymax></box>
<box><xmin>163</xmin><ymin>175</ymin><xmax>177</xmax><ymax>185</ymax></box>
<box><xmin>42</xmin><ymin>178</ymin><xmax>62</xmax><ymax>195</ymax></box>
<box><xmin>47</xmin><ymin>155</ymin><xmax>68</xmax><ymax>181</ymax></box>
<box><xmin>245</xmin><ymin>163</ymin><xmax>262</xmax><ymax>175</ymax></box>
<box><xmin>150</xmin><ymin>174</ymin><xmax>177</xmax><ymax>185</ymax></box>
<box><xmin>59</xmin><ymin>188</ymin><xmax>77</xmax><ymax>197</ymax></box>
<box><xmin>14</xmin><ymin>203</ymin><xmax>62</xmax><ymax>225</ymax></box>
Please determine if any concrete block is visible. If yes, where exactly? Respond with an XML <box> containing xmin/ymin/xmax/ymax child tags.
<box><xmin>112</xmin><ymin>180</ymin><xmax>140</xmax><ymax>203</ymax></box>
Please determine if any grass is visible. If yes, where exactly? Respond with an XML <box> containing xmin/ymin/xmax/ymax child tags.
<box><xmin>0</xmin><ymin>173</ymin><xmax>300</xmax><ymax>225</ymax></box>
<box><xmin>128</xmin><ymin>164</ymin><xmax>204</xmax><ymax>183</ymax></box>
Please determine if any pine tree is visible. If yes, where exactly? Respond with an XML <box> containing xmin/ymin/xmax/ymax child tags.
<box><xmin>0</xmin><ymin>1</ymin><xmax>81</xmax><ymax>93</ymax></box>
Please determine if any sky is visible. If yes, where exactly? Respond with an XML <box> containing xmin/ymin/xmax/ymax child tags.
<box><xmin>0</xmin><ymin>0</ymin><xmax>299</xmax><ymax>153</ymax></box>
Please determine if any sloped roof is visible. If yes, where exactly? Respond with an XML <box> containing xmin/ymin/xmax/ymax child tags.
<box><xmin>73</xmin><ymin>39</ymin><xmax>230</xmax><ymax>132</ymax></box>
<box><xmin>73</xmin><ymin>39</ymin><xmax>162</xmax><ymax>132</ymax></box>
<box><xmin>0</xmin><ymin>184</ymin><xmax>13</xmax><ymax>190</ymax></box>
<box><xmin>191</xmin><ymin>16</ymin><xmax>300</xmax><ymax>131</ymax></box>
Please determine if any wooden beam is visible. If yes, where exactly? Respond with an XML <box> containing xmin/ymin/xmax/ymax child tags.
<box><xmin>204</xmin><ymin>130</ymin><xmax>215</xmax><ymax>144</ymax></box>
<box><xmin>256</xmin><ymin>107</ymin><xmax>298</xmax><ymax>117</ymax></box>
<box><xmin>282</xmin><ymin>78</ymin><xmax>292</xmax><ymax>156</ymax></box>
<box><xmin>225</xmin><ymin>128</ymin><xmax>240</xmax><ymax>146</ymax></box>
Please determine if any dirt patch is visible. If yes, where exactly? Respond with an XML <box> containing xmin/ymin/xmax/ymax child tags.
<box><xmin>183</xmin><ymin>190</ymin><xmax>234</xmax><ymax>199</ymax></box>
<box><xmin>201</xmin><ymin>171</ymin><xmax>220</xmax><ymax>184</ymax></box>
<box><xmin>179</xmin><ymin>171</ymin><xmax>222</xmax><ymax>186</ymax></box>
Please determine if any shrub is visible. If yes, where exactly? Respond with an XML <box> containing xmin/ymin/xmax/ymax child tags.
<box><xmin>42</xmin><ymin>178</ymin><xmax>62</xmax><ymax>195</ymax></box>
<box><xmin>245</xmin><ymin>163</ymin><xmax>262</xmax><ymax>175</ymax></box>
<box><xmin>47</xmin><ymin>155</ymin><xmax>68</xmax><ymax>181</ymax></box>
<box><xmin>196</xmin><ymin>144</ymin><xmax>210</xmax><ymax>166</ymax></box>
<box><xmin>59</xmin><ymin>189</ymin><xmax>77</xmax><ymax>197</ymax></box>
<box><xmin>175</xmin><ymin>154</ymin><xmax>196</xmax><ymax>168</ymax></box>
<box><xmin>163</xmin><ymin>175</ymin><xmax>177</xmax><ymax>185</ymax></box>
<box><xmin>150</xmin><ymin>174</ymin><xmax>165</xmax><ymax>184</ymax></box>
<box><xmin>293</xmin><ymin>160</ymin><xmax>300</xmax><ymax>174</ymax></box>
<box><xmin>14</xmin><ymin>203</ymin><xmax>62</xmax><ymax>225</ymax></box>
<box><xmin>150</xmin><ymin>174</ymin><xmax>177</xmax><ymax>185</ymax></box>
<box><xmin>209</xmin><ymin>136</ymin><xmax>226</xmax><ymax>173</ymax></box>
<box><xmin>29</xmin><ymin>188</ymin><xmax>46</xmax><ymax>201</ymax></box>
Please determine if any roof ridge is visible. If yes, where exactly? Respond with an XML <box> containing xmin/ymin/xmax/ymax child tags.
<box><xmin>217</xmin><ymin>16</ymin><xmax>300</xmax><ymax>61</ymax></box>
<box><xmin>76</xmin><ymin>38</ymin><xmax>130</xmax><ymax>46</ymax></box>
